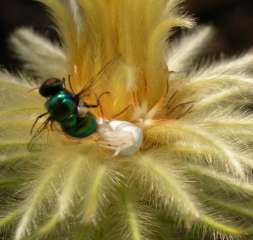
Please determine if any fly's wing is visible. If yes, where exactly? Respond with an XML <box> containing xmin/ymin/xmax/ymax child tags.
<box><xmin>75</xmin><ymin>57</ymin><xmax>120</xmax><ymax>98</ymax></box>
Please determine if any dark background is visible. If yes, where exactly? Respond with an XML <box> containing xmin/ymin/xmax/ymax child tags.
<box><xmin>1</xmin><ymin>0</ymin><xmax>253</xmax><ymax>72</ymax></box>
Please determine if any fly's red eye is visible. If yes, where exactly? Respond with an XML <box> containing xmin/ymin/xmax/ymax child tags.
<box><xmin>39</xmin><ymin>78</ymin><xmax>64</xmax><ymax>97</ymax></box>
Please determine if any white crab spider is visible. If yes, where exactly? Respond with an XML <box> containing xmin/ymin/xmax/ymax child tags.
<box><xmin>78</xmin><ymin>102</ymin><xmax>143</xmax><ymax>156</ymax></box>
<box><xmin>96</xmin><ymin>119</ymin><xmax>143</xmax><ymax>156</ymax></box>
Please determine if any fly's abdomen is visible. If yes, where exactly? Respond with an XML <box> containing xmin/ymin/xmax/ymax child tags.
<box><xmin>63</xmin><ymin>112</ymin><xmax>97</xmax><ymax>138</ymax></box>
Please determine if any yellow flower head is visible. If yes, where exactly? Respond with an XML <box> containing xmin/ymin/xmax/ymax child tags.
<box><xmin>43</xmin><ymin>0</ymin><xmax>193</xmax><ymax>123</ymax></box>
<box><xmin>1</xmin><ymin>0</ymin><xmax>253</xmax><ymax>240</ymax></box>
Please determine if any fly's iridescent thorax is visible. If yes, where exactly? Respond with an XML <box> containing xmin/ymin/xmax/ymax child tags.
<box><xmin>45</xmin><ymin>90</ymin><xmax>78</xmax><ymax>128</ymax></box>
<box><xmin>37</xmin><ymin>77</ymin><xmax>98</xmax><ymax>139</ymax></box>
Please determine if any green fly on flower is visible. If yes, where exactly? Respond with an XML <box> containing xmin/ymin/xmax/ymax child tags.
<box><xmin>28</xmin><ymin>77</ymin><xmax>99</xmax><ymax>148</ymax></box>
<box><xmin>30</xmin><ymin>74</ymin><xmax>143</xmax><ymax>156</ymax></box>
<box><xmin>1</xmin><ymin>0</ymin><xmax>253</xmax><ymax>240</ymax></box>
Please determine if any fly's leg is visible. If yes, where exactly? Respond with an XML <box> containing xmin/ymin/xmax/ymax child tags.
<box><xmin>84</xmin><ymin>91</ymin><xmax>110</xmax><ymax>108</ymax></box>
<box><xmin>30</xmin><ymin>112</ymin><xmax>49</xmax><ymax>134</ymax></box>
<box><xmin>112</xmin><ymin>105</ymin><xmax>131</xmax><ymax>119</ymax></box>
<box><xmin>78</xmin><ymin>91</ymin><xmax>110</xmax><ymax>118</ymax></box>
<box><xmin>28</xmin><ymin>116</ymin><xmax>52</xmax><ymax>151</ymax></box>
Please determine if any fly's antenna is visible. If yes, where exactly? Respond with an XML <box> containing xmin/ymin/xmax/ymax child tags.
<box><xmin>26</xmin><ymin>87</ymin><xmax>39</xmax><ymax>95</ymax></box>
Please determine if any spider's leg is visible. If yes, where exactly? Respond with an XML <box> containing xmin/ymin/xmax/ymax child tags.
<box><xmin>112</xmin><ymin>105</ymin><xmax>132</xmax><ymax>119</ymax></box>
<box><xmin>168</xmin><ymin>100</ymin><xmax>195</xmax><ymax>115</ymax></box>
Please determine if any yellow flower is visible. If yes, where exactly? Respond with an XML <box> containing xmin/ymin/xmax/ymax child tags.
<box><xmin>1</xmin><ymin>0</ymin><xmax>253</xmax><ymax>239</ymax></box>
